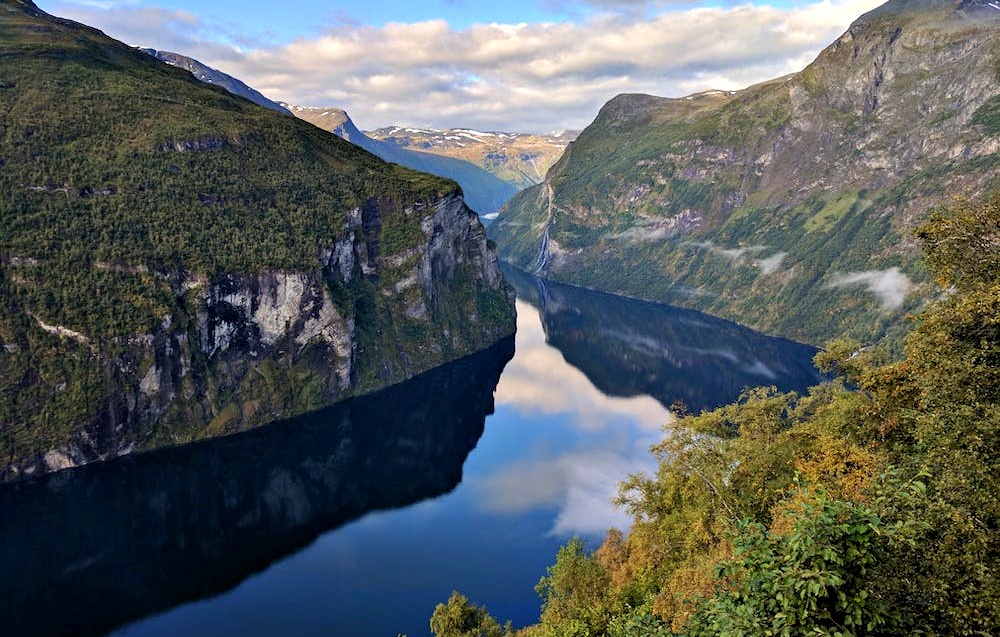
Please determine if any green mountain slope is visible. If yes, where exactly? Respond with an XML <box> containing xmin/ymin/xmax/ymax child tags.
<box><xmin>0</xmin><ymin>0</ymin><xmax>515</xmax><ymax>479</ymax></box>
<box><xmin>138</xmin><ymin>48</ymin><xmax>291</xmax><ymax>115</ymax></box>
<box><xmin>491</xmin><ymin>0</ymin><xmax>1000</xmax><ymax>345</ymax></box>
<box><xmin>286</xmin><ymin>105</ymin><xmax>521</xmax><ymax>214</ymax></box>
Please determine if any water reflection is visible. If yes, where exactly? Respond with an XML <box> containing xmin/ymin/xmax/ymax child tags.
<box><xmin>0</xmin><ymin>270</ymin><xmax>827</xmax><ymax>637</ymax></box>
<box><xmin>503</xmin><ymin>265</ymin><xmax>824</xmax><ymax>412</ymax></box>
<box><xmin>0</xmin><ymin>337</ymin><xmax>514</xmax><ymax>637</ymax></box>
<box><xmin>473</xmin><ymin>299</ymin><xmax>666</xmax><ymax>536</ymax></box>
<box><xmin>475</xmin><ymin>267</ymin><xmax>823</xmax><ymax>539</ymax></box>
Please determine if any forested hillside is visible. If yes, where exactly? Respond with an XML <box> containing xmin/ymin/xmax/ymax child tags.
<box><xmin>491</xmin><ymin>0</ymin><xmax>1000</xmax><ymax>345</ymax></box>
<box><xmin>0</xmin><ymin>0</ymin><xmax>514</xmax><ymax>479</ymax></box>
<box><xmin>434</xmin><ymin>190</ymin><xmax>1000</xmax><ymax>636</ymax></box>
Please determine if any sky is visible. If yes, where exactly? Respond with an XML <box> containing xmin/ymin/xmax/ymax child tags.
<box><xmin>38</xmin><ymin>0</ymin><xmax>886</xmax><ymax>133</ymax></box>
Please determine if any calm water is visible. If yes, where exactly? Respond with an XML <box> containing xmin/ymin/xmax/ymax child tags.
<box><xmin>0</xmin><ymin>269</ymin><xmax>823</xmax><ymax>637</ymax></box>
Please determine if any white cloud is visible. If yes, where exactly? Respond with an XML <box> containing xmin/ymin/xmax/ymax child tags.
<box><xmin>757</xmin><ymin>251</ymin><xmax>787</xmax><ymax>275</ymax></box>
<box><xmin>46</xmin><ymin>0</ymin><xmax>885</xmax><ymax>132</ymax></box>
<box><xmin>827</xmin><ymin>267</ymin><xmax>913</xmax><ymax>310</ymax></box>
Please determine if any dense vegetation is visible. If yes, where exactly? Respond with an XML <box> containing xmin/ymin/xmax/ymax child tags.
<box><xmin>0</xmin><ymin>0</ymin><xmax>514</xmax><ymax>476</ymax></box>
<box><xmin>0</xmin><ymin>0</ymin><xmax>456</xmax><ymax>335</ymax></box>
<box><xmin>491</xmin><ymin>1</ymin><xmax>1000</xmax><ymax>346</ymax></box>
<box><xmin>434</xmin><ymin>191</ymin><xmax>1000</xmax><ymax>636</ymax></box>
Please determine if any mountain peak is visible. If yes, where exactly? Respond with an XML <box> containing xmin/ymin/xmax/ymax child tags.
<box><xmin>280</xmin><ymin>104</ymin><xmax>358</xmax><ymax>139</ymax></box>
<box><xmin>857</xmin><ymin>0</ymin><xmax>1000</xmax><ymax>21</ymax></box>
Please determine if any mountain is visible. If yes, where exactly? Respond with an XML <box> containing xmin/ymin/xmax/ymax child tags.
<box><xmin>286</xmin><ymin>105</ymin><xmax>521</xmax><ymax>214</ymax></box>
<box><xmin>490</xmin><ymin>0</ymin><xmax>1000</xmax><ymax>345</ymax></box>
<box><xmin>503</xmin><ymin>265</ymin><xmax>824</xmax><ymax>413</ymax></box>
<box><xmin>138</xmin><ymin>48</ymin><xmax>291</xmax><ymax>115</ymax></box>
<box><xmin>0</xmin><ymin>0</ymin><xmax>515</xmax><ymax>480</ymax></box>
<box><xmin>130</xmin><ymin>51</ymin><xmax>517</xmax><ymax>214</ymax></box>
<box><xmin>367</xmin><ymin>126</ymin><xmax>577</xmax><ymax>191</ymax></box>
<box><xmin>0</xmin><ymin>336</ymin><xmax>512</xmax><ymax>637</ymax></box>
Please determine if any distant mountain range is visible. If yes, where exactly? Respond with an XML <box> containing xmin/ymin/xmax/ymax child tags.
<box><xmin>135</xmin><ymin>49</ymin><xmax>570</xmax><ymax>215</ymax></box>
<box><xmin>491</xmin><ymin>0</ymin><xmax>1000</xmax><ymax>345</ymax></box>
<box><xmin>367</xmin><ymin>126</ymin><xmax>576</xmax><ymax>191</ymax></box>
<box><xmin>283</xmin><ymin>105</ymin><xmax>520</xmax><ymax>214</ymax></box>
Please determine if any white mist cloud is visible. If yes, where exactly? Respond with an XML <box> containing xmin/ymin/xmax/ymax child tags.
<box><xmin>757</xmin><ymin>251</ymin><xmax>787</xmax><ymax>275</ymax></box>
<box><xmin>46</xmin><ymin>0</ymin><xmax>885</xmax><ymax>132</ymax></box>
<box><xmin>827</xmin><ymin>267</ymin><xmax>913</xmax><ymax>310</ymax></box>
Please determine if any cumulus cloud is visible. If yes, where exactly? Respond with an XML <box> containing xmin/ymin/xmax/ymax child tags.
<box><xmin>827</xmin><ymin>267</ymin><xmax>913</xmax><ymax>310</ymax></box>
<box><xmin>47</xmin><ymin>0</ymin><xmax>884</xmax><ymax>132</ymax></box>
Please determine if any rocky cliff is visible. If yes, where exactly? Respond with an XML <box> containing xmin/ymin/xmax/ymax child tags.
<box><xmin>491</xmin><ymin>0</ymin><xmax>1000</xmax><ymax>344</ymax></box>
<box><xmin>0</xmin><ymin>0</ymin><xmax>515</xmax><ymax>480</ymax></box>
<box><xmin>0</xmin><ymin>336</ymin><xmax>514</xmax><ymax>636</ymax></box>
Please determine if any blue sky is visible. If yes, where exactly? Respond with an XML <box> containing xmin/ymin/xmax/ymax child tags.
<box><xmin>54</xmin><ymin>0</ymin><xmax>811</xmax><ymax>37</ymax></box>
<box><xmin>40</xmin><ymin>0</ymin><xmax>885</xmax><ymax>132</ymax></box>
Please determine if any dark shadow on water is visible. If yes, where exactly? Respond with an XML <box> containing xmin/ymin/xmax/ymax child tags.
<box><xmin>0</xmin><ymin>336</ymin><xmax>514</xmax><ymax>637</ymax></box>
<box><xmin>503</xmin><ymin>264</ymin><xmax>824</xmax><ymax>412</ymax></box>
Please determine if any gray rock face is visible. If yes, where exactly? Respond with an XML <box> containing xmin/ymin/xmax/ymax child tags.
<box><xmin>491</xmin><ymin>0</ymin><xmax>1000</xmax><ymax>345</ymax></box>
<box><xmin>138</xmin><ymin>48</ymin><xmax>291</xmax><ymax>115</ymax></box>
<box><xmin>4</xmin><ymin>193</ymin><xmax>515</xmax><ymax>482</ymax></box>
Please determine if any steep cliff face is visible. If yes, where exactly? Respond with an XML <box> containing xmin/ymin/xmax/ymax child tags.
<box><xmin>0</xmin><ymin>336</ymin><xmax>514</xmax><ymax>637</ymax></box>
<box><xmin>491</xmin><ymin>0</ymin><xmax>1000</xmax><ymax>344</ymax></box>
<box><xmin>0</xmin><ymin>0</ymin><xmax>515</xmax><ymax>480</ymax></box>
<box><xmin>1</xmin><ymin>193</ymin><xmax>513</xmax><ymax>481</ymax></box>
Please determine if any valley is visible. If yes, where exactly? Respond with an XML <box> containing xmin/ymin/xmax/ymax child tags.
<box><xmin>490</xmin><ymin>0</ymin><xmax>1000</xmax><ymax>344</ymax></box>
<box><xmin>2</xmin><ymin>0</ymin><xmax>999</xmax><ymax>635</ymax></box>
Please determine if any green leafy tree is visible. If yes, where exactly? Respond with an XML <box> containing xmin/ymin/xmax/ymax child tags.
<box><xmin>430</xmin><ymin>591</ymin><xmax>508</xmax><ymax>637</ymax></box>
<box><xmin>683</xmin><ymin>480</ymin><xmax>927</xmax><ymax>637</ymax></box>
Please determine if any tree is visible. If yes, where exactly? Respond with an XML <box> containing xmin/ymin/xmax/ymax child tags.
<box><xmin>683</xmin><ymin>481</ymin><xmax>927</xmax><ymax>637</ymax></box>
<box><xmin>430</xmin><ymin>591</ymin><xmax>508</xmax><ymax>637</ymax></box>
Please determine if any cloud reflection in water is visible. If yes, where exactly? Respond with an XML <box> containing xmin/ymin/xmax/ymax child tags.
<box><xmin>474</xmin><ymin>300</ymin><xmax>670</xmax><ymax>537</ymax></box>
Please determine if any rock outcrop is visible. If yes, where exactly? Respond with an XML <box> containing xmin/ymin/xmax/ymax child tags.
<box><xmin>491</xmin><ymin>0</ymin><xmax>1000</xmax><ymax>344</ymax></box>
<box><xmin>0</xmin><ymin>0</ymin><xmax>516</xmax><ymax>481</ymax></box>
